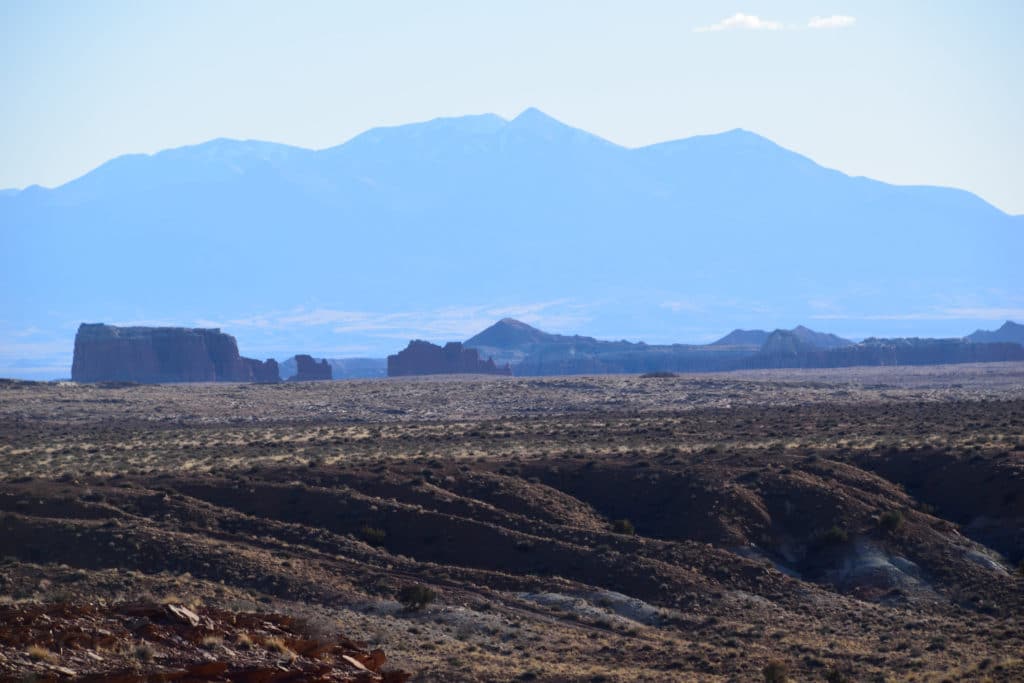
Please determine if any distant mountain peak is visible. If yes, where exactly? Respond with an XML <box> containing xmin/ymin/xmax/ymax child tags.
<box><xmin>788</xmin><ymin>325</ymin><xmax>853</xmax><ymax>349</ymax></box>
<box><xmin>966</xmin><ymin>320</ymin><xmax>1024</xmax><ymax>344</ymax></box>
<box><xmin>511</xmin><ymin>107</ymin><xmax>558</xmax><ymax>124</ymax></box>
<box><xmin>496</xmin><ymin>317</ymin><xmax>538</xmax><ymax>328</ymax></box>
<box><xmin>466</xmin><ymin>318</ymin><xmax>553</xmax><ymax>349</ymax></box>
<box><xmin>711</xmin><ymin>329</ymin><xmax>770</xmax><ymax>347</ymax></box>
<box><xmin>502</xmin><ymin>107</ymin><xmax>616</xmax><ymax>147</ymax></box>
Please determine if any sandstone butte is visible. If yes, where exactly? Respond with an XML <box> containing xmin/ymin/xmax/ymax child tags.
<box><xmin>71</xmin><ymin>323</ymin><xmax>279</xmax><ymax>383</ymax></box>
<box><xmin>387</xmin><ymin>340</ymin><xmax>511</xmax><ymax>377</ymax></box>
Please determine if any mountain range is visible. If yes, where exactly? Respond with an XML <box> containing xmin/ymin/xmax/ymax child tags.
<box><xmin>460</xmin><ymin>319</ymin><xmax>1024</xmax><ymax>376</ymax></box>
<box><xmin>1</xmin><ymin>108</ymin><xmax>1021</xmax><ymax>379</ymax></box>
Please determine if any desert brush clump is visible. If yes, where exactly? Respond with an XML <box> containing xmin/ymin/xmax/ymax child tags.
<box><xmin>27</xmin><ymin>645</ymin><xmax>57</xmax><ymax>663</ymax></box>
<box><xmin>825</xmin><ymin>666</ymin><xmax>853</xmax><ymax>683</ymax></box>
<box><xmin>612</xmin><ymin>518</ymin><xmax>636</xmax><ymax>535</ymax></box>
<box><xmin>763</xmin><ymin>659</ymin><xmax>790</xmax><ymax>682</ymax></box>
<box><xmin>200</xmin><ymin>635</ymin><xmax>222</xmax><ymax>650</ymax></box>
<box><xmin>360</xmin><ymin>526</ymin><xmax>387</xmax><ymax>546</ymax></box>
<box><xmin>133</xmin><ymin>642</ymin><xmax>156</xmax><ymax>662</ymax></box>
<box><xmin>878</xmin><ymin>509</ymin><xmax>905</xmax><ymax>533</ymax></box>
<box><xmin>398</xmin><ymin>584</ymin><xmax>437</xmax><ymax>612</ymax></box>
<box><xmin>818</xmin><ymin>525</ymin><xmax>849</xmax><ymax>545</ymax></box>
<box><xmin>263</xmin><ymin>637</ymin><xmax>297</xmax><ymax>661</ymax></box>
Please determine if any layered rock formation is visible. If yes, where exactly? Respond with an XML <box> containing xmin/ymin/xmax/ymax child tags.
<box><xmin>289</xmin><ymin>354</ymin><xmax>332</xmax><ymax>381</ymax></box>
<box><xmin>245</xmin><ymin>357</ymin><xmax>280</xmax><ymax>383</ymax></box>
<box><xmin>279</xmin><ymin>356</ymin><xmax>386</xmax><ymax>380</ymax></box>
<box><xmin>747</xmin><ymin>334</ymin><xmax>1024</xmax><ymax>369</ymax></box>
<box><xmin>71</xmin><ymin>324</ymin><xmax>280</xmax><ymax>383</ymax></box>
<box><xmin>387</xmin><ymin>341</ymin><xmax>511</xmax><ymax>377</ymax></box>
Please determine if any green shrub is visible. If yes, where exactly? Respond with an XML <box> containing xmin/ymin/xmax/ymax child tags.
<box><xmin>612</xmin><ymin>519</ymin><xmax>636</xmax><ymax>535</ymax></box>
<box><xmin>398</xmin><ymin>584</ymin><xmax>437</xmax><ymax>612</ymax></box>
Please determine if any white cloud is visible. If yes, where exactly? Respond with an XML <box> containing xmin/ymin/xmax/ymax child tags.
<box><xmin>694</xmin><ymin>13</ymin><xmax>857</xmax><ymax>33</ymax></box>
<box><xmin>808</xmin><ymin>15</ymin><xmax>856</xmax><ymax>29</ymax></box>
<box><xmin>694</xmin><ymin>13</ymin><xmax>783</xmax><ymax>33</ymax></box>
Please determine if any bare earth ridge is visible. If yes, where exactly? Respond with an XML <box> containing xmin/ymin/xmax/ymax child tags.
<box><xmin>1</xmin><ymin>363</ymin><xmax>1023</xmax><ymax>681</ymax></box>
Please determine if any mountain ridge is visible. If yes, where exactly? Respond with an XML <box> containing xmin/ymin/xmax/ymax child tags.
<box><xmin>2</xmin><ymin>110</ymin><xmax>1011</xmax><ymax>214</ymax></box>
<box><xmin>2</xmin><ymin>108</ymin><xmax>1020</xmax><ymax>378</ymax></box>
<box><xmin>966</xmin><ymin>321</ymin><xmax>1024</xmax><ymax>345</ymax></box>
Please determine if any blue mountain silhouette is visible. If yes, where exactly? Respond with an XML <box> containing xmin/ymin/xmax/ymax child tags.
<box><xmin>2</xmin><ymin>108</ymin><xmax>1020</xmax><ymax>375</ymax></box>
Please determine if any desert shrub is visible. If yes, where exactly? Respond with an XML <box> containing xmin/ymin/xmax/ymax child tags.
<box><xmin>825</xmin><ymin>666</ymin><xmax>852</xmax><ymax>683</ymax></box>
<box><xmin>264</xmin><ymin>637</ymin><xmax>297</xmax><ymax>661</ymax></box>
<box><xmin>133</xmin><ymin>642</ymin><xmax>156</xmax><ymax>662</ymax></box>
<box><xmin>763</xmin><ymin>659</ymin><xmax>789</xmax><ymax>682</ymax></box>
<box><xmin>200</xmin><ymin>635</ymin><xmax>222</xmax><ymax>650</ymax></box>
<box><xmin>819</xmin><ymin>525</ymin><xmax>848</xmax><ymax>545</ymax></box>
<box><xmin>612</xmin><ymin>519</ymin><xmax>636</xmax><ymax>535</ymax></box>
<box><xmin>398</xmin><ymin>584</ymin><xmax>437</xmax><ymax>612</ymax></box>
<box><xmin>360</xmin><ymin>526</ymin><xmax>386</xmax><ymax>546</ymax></box>
<box><xmin>878</xmin><ymin>510</ymin><xmax>904</xmax><ymax>533</ymax></box>
<box><xmin>27</xmin><ymin>645</ymin><xmax>56</xmax><ymax>663</ymax></box>
<box><xmin>640</xmin><ymin>371</ymin><xmax>677</xmax><ymax>379</ymax></box>
<box><xmin>914</xmin><ymin>501</ymin><xmax>936</xmax><ymax>515</ymax></box>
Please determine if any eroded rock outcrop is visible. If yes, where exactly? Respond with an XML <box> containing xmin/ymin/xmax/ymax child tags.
<box><xmin>387</xmin><ymin>340</ymin><xmax>511</xmax><ymax>377</ymax></box>
<box><xmin>290</xmin><ymin>354</ymin><xmax>332</xmax><ymax>381</ymax></box>
<box><xmin>747</xmin><ymin>334</ymin><xmax>1024</xmax><ymax>369</ymax></box>
<box><xmin>244</xmin><ymin>357</ymin><xmax>281</xmax><ymax>383</ymax></box>
<box><xmin>71</xmin><ymin>324</ymin><xmax>280</xmax><ymax>383</ymax></box>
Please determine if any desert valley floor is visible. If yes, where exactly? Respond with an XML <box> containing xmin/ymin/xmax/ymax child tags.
<box><xmin>1</xmin><ymin>364</ymin><xmax>1023</xmax><ymax>681</ymax></box>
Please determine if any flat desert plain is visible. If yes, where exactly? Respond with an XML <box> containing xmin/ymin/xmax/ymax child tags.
<box><xmin>2</xmin><ymin>363</ymin><xmax>1023</xmax><ymax>681</ymax></box>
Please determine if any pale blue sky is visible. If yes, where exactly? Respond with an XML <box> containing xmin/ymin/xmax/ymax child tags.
<box><xmin>1</xmin><ymin>0</ymin><xmax>1022</xmax><ymax>213</ymax></box>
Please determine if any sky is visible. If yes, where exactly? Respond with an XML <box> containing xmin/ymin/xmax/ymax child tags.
<box><xmin>1</xmin><ymin>0</ymin><xmax>1022</xmax><ymax>214</ymax></box>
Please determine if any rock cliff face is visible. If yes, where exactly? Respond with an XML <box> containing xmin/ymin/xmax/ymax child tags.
<box><xmin>244</xmin><ymin>357</ymin><xmax>281</xmax><ymax>383</ymax></box>
<box><xmin>290</xmin><ymin>354</ymin><xmax>332</xmax><ymax>381</ymax></box>
<box><xmin>279</xmin><ymin>356</ymin><xmax>386</xmax><ymax>380</ymax></box>
<box><xmin>387</xmin><ymin>341</ymin><xmax>511</xmax><ymax>377</ymax></box>
<box><xmin>71</xmin><ymin>324</ymin><xmax>279</xmax><ymax>383</ymax></box>
<box><xmin>747</xmin><ymin>335</ymin><xmax>1024</xmax><ymax>369</ymax></box>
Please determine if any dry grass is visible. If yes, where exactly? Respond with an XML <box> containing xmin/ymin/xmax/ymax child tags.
<box><xmin>262</xmin><ymin>637</ymin><xmax>297</xmax><ymax>662</ymax></box>
<box><xmin>26</xmin><ymin>644</ymin><xmax>56</xmax><ymax>663</ymax></box>
<box><xmin>233</xmin><ymin>633</ymin><xmax>254</xmax><ymax>650</ymax></box>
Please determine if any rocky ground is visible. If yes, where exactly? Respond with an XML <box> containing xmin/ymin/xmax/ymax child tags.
<box><xmin>1</xmin><ymin>364</ymin><xmax>1023</xmax><ymax>681</ymax></box>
